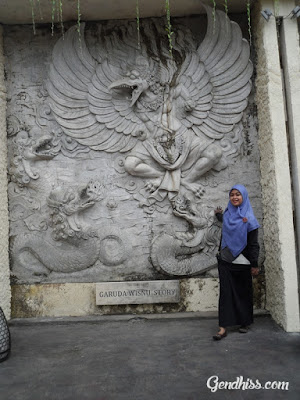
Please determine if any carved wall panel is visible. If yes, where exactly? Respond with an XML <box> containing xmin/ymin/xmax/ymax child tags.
<box><xmin>4</xmin><ymin>7</ymin><xmax>264</xmax><ymax>284</ymax></box>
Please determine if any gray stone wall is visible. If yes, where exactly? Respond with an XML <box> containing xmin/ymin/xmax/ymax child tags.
<box><xmin>1</xmin><ymin>9</ymin><xmax>270</xmax><ymax>318</ymax></box>
<box><xmin>0</xmin><ymin>25</ymin><xmax>11</xmax><ymax>318</ymax></box>
<box><xmin>4</xmin><ymin>13</ymin><xmax>264</xmax><ymax>289</ymax></box>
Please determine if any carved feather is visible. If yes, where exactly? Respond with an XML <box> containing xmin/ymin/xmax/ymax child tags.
<box><xmin>47</xmin><ymin>5</ymin><xmax>252</xmax><ymax>156</ymax></box>
<box><xmin>175</xmin><ymin>4</ymin><xmax>252</xmax><ymax>142</ymax></box>
<box><xmin>47</xmin><ymin>23</ymin><xmax>139</xmax><ymax>153</ymax></box>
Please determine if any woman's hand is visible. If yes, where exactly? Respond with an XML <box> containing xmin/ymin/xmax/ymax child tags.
<box><xmin>214</xmin><ymin>206</ymin><xmax>223</xmax><ymax>214</ymax></box>
<box><xmin>251</xmin><ymin>267</ymin><xmax>260</xmax><ymax>276</ymax></box>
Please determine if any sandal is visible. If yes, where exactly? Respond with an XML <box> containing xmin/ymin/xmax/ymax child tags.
<box><xmin>213</xmin><ymin>330</ymin><xmax>227</xmax><ymax>340</ymax></box>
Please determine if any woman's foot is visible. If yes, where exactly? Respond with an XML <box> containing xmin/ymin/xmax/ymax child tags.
<box><xmin>213</xmin><ymin>327</ymin><xmax>227</xmax><ymax>340</ymax></box>
<box><xmin>239</xmin><ymin>326</ymin><xmax>250</xmax><ymax>333</ymax></box>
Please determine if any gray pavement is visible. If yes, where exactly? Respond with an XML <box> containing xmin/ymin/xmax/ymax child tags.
<box><xmin>0</xmin><ymin>314</ymin><xmax>299</xmax><ymax>400</ymax></box>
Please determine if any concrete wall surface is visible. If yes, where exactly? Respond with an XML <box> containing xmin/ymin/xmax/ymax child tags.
<box><xmin>253</xmin><ymin>0</ymin><xmax>300</xmax><ymax>332</ymax></box>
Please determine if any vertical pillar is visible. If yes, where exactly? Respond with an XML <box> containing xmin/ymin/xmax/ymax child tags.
<box><xmin>0</xmin><ymin>25</ymin><xmax>11</xmax><ymax>318</ymax></box>
<box><xmin>279</xmin><ymin>0</ymin><xmax>300</xmax><ymax>280</ymax></box>
<box><xmin>253</xmin><ymin>0</ymin><xmax>300</xmax><ymax>331</ymax></box>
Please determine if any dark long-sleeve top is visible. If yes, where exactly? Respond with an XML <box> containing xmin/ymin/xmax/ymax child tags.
<box><xmin>216</xmin><ymin>212</ymin><xmax>260</xmax><ymax>268</ymax></box>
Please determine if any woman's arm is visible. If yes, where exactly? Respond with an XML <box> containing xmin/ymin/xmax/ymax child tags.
<box><xmin>214</xmin><ymin>207</ymin><xmax>223</xmax><ymax>222</ymax></box>
<box><xmin>242</xmin><ymin>229</ymin><xmax>260</xmax><ymax>275</ymax></box>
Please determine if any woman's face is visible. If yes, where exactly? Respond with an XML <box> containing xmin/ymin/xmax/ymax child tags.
<box><xmin>230</xmin><ymin>189</ymin><xmax>243</xmax><ymax>207</ymax></box>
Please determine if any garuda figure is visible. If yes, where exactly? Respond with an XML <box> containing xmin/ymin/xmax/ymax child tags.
<box><xmin>47</xmin><ymin>5</ymin><xmax>252</xmax><ymax>205</ymax></box>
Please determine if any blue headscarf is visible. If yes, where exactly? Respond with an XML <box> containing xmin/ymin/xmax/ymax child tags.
<box><xmin>221</xmin><ymin>184</ymin><xmax>260</xmax><ymax>257</ymax></box>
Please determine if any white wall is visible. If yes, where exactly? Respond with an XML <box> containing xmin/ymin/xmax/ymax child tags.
<box><xmin>253</xmin><ymin>0</ymin><xmax>300</xmax><ymax>332</ymax></box>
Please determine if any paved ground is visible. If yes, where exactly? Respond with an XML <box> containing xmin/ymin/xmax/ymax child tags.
<box><xmin>0</xmin><ymin>314</ymin><xmax>299</xmax><ymax>400</ymax></box>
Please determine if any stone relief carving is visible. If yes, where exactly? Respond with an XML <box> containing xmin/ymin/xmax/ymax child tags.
<box><xmin>151</xmin><ymin>194</ymin><xmax>222</xmax><ymax>276</ymax></box>
<box><xmin>11</xmin><ymin>182</ymin><xmax>131</xmax><ymax>281</ymax></box>
<box><xmin>7</xmin><ymin>5</ymin><xmax>261</xmax><ymax>283</ymax></box>
<box><xmin>9</xmin><ymin>127</ymin><xmax>60</xmax><ymax>187</ymax></box>
<box><xmin>47</xmin><ymin>181</ymin><xmax>104</xmax><ymax>239</ymax></box>
<box><xmin>47</xmin><ymin>10</ymin><xmax>252</xmax><ymax>204</ymax></box>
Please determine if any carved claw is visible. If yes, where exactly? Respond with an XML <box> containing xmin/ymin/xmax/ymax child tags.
<box><xmin>144</xmin><ymin>178</ymin><xmax>162</xmax><ymax>193</ymax></box>
<box><xmin>181</xmin><ymin>182</ymin><xmax>206</xmax><ymax>199</ymax></box>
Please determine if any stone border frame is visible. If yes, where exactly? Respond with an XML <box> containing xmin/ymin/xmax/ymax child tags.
<box><xmin>0</xmin><ymin>25</ymin><xmax>11</xmax><ymax>318</ymax></box>
<box><xmin>0</xmin><ymin>2</ymin><xmax>299</xmax><ymax>331</ymax></box>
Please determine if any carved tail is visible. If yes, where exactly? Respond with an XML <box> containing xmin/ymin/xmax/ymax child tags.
<box><xmin>12</xmin><ymin>233</ymin><xmax>100</xmax><ymax>276</ymax></box>
<box><xmin>150</xmin><ymin>232</ymin><xmax>216</xmax><ymax>276</ymax></box>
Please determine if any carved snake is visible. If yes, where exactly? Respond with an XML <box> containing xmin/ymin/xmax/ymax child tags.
<box><xmin>12</xmin><ymin>226</ymin><xmax>130</xmax><ymax>280</ymax></box>
<box><xmin>12</xmin><ymin>233</ymin><xmax>100</xmax><ymax>276</ymax></box>
<box><xmin>150</xmin><ymin>225</ymin><xmax>219</xmax><ymax>276</ymax></box>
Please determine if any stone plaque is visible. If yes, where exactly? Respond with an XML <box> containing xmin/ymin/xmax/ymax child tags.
<box><xmin>96</xmin><ymin>281</ymin><xmax>180</xmax><ymax>305</ymax></box>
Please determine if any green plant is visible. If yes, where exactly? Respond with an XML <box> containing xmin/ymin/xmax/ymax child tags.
<box><xmin>212</xmin><ymin>0</ymin><xmax>216</xmax><ymax>32</ymax></box>
<box><xmin>29</xmin><ymin>0</ymin><xmax>36</xmax><ymax>35</ymax></box>
<box><xmin>28</xmin><ymin>0</ymin><xmax>69</xmax><ymax>37</ymax></box>
<box><xmin>165</xmin><ymin>0</ymin><xmax>173</xmax><ymax>57</ymax></box>
<box><xmin>51</xmin><ymin>0</ymin><xmax>56</xmax><ymax>36</ymax></box>
<box><xmin>224</xmin><ymin>0</ymin><xmax>228</xmax><ymax>17</ymax></box>
<box><xmin>77</xmin><ymin>0</ymin><xmax>81</xmax><ymax>43</ymax></box>
<box><xmin>247</xmin><ymin>0</ymin><xmax>251</xmax><ymax>46</ymax></box>
<box><xmin>28</xmin><ymin>0</ymin><xmax>262</xmax><ymax>49</ymax></box>
<box><xmin>136</xmin><ymin>0</ymin><xmax>141</xmax><ymax>49</ymax></box>
<box><xmin>274</xmin><ymin>0</ymin><xmax>279</xmax><ymax>16</ymax></box>
<box><xmin>59</xmin><ymin>0</ymin><xmax>64</xmax><ymax>37</ymax></box>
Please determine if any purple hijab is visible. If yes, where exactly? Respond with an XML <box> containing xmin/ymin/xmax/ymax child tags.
<box><xmin>221</xmin><ymin>184</ymin><xmax>260</xmax><ymax>257</ymax></box>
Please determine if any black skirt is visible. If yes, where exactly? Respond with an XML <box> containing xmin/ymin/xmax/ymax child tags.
<box><xmin>218</xmin><ymin>258</ymin><xmax>253</xmax><ymax>327</ymax></box>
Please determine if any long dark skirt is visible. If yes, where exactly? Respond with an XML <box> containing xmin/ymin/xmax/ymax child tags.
<box><xmin>0</xmin><ymin>307</ymin><xmax>11</xmax><ymax>362</ymax></box>
<box><xmin>218</xmin><ymin>259</ymin><xmax>253</xmax><ymax>327</ymax></box>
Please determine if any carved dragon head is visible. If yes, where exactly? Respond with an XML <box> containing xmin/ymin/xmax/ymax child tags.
<box><xmin>172</xmin><ymin>195</ymin><xmax>207</xmax><ymax>229</ymax></box>
<box><xmin>30</xmin><ymin>136</ymin><xmax>60</xmax><ymax>160</ymax></box>
<box><xmin>9</xmin><ymin>129</ymin><xmax>61</xmax><ymax>187</ymax></box>
<box><xmin>15</xmin><ymin>129</ymin><xmax>61</xmax><ymax>160</ymax></box>
<box><xmin>48</xmin><ymin>181</ymin><xmax>104</xmax><ymax>239</ymax></box>
<box><xmin>48</xmin><ymin>180</ymin><xmax>104</xmax><ymax>216</ymax></box>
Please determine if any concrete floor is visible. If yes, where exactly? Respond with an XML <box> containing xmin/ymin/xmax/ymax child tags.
<box><xmin>0</xmin><ymin>314</ymin><xmax>299</xmax><ymax>400</ymax></box>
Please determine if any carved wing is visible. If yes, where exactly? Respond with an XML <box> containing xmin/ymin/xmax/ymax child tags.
<box><xmin>47</xmin><ymin>24</ymin><xmax>140</xmax><ymax>153</ymax></box>
<box><xmin>175</xmin><ymin>5</ymin><xmax>252</xmax><ymax>142</ymax></box>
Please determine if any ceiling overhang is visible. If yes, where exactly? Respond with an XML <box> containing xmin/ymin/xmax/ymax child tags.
<box><xmin>0</xmin><ymin>0</ymin><xmax>254</xmax><ymax>25</ymax></box>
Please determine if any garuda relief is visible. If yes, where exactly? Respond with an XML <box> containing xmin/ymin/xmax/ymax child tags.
<box><xmin>7</xmin><ymin>5</ymin><xmax>258</xmax><ymax>283</ymax></box>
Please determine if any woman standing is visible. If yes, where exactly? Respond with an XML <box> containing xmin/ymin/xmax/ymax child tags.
<box><xmin>213</xmin><ymin>184</ymin><xmax>260</xmax><ymax>340</ymax></box>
